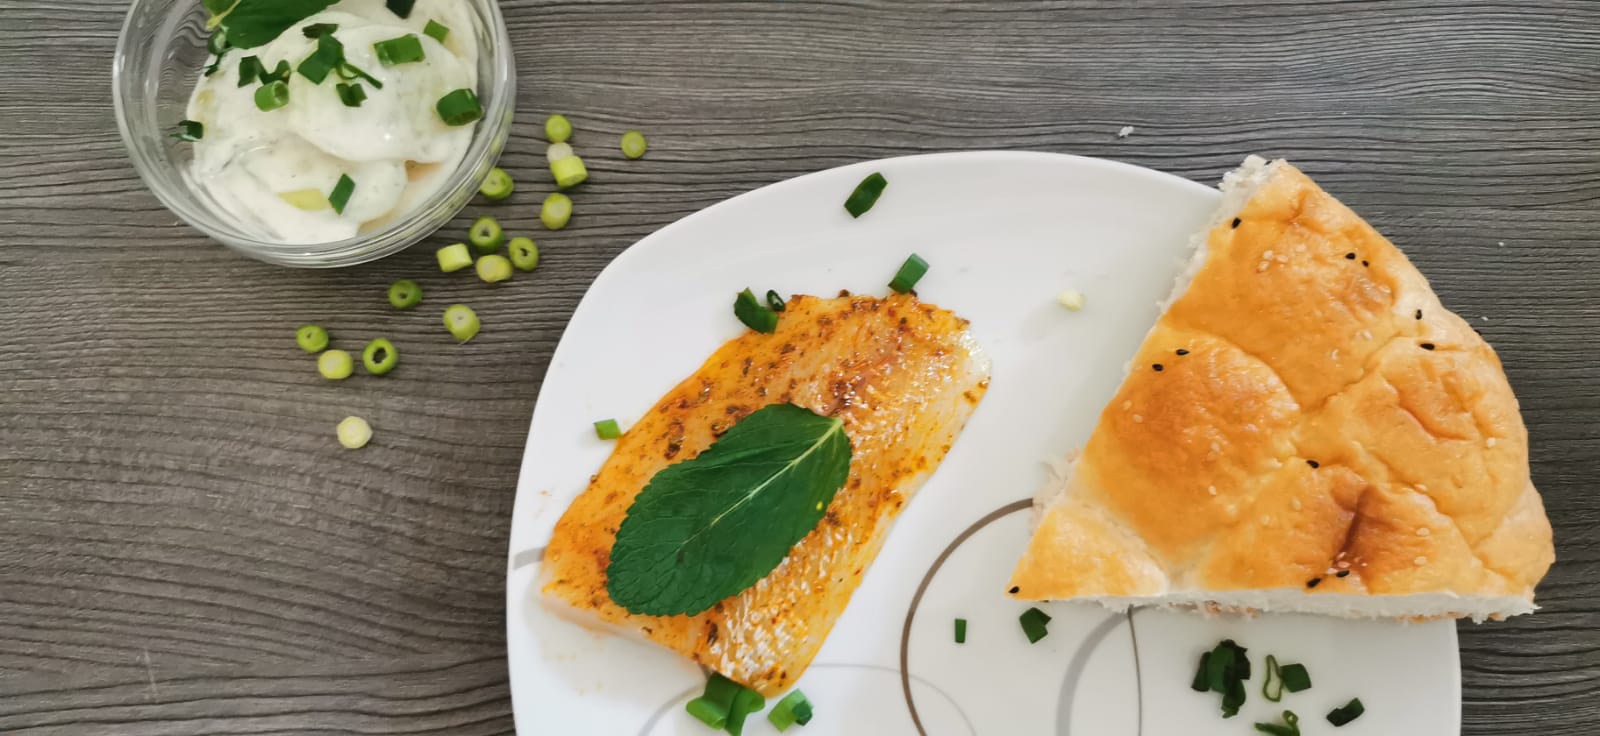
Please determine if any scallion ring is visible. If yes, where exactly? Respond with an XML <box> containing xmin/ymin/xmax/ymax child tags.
<box><xmin>545</xmin><ymin>113</ymin><xmax>572</xmax><ymax>143</ymax></box>
<box><xmin>361</xmin><ymin>338</ymin><xmax>398</xmax><ymax>375</ymax></box>
<box><xmin>844</xmin><ymin>171</ymin><xmax>888</xmax><ymax>218</ymax></box>
<box><xmin>1018</xmin><ymin>606</ymin><xmax>1051</xmax><ymax>643</ymax></box>
<box><xmin>593</xmin><ymin>419</ymin><xmax>622</xmax><ymax>440</ymax></box>
<box><xmin>373</xmin><ymin>33</ymin><xmax>425</xmax><ymax>66</ymax></box>
<box><xmin>174</xmin><ymin>119</ymin><xmax>204</xmax><ymax>142</ymax></box>
<box><xmin>734</xmin><ymin>288</ymin><xmax>779</xmax><ymax>334</ymax></box>
<box><xmin>423</xmin><ymin>19</ymin><xmax>450</xmax><ymax>43</ymax></box>
<box><xmin>476</xmin><ymin>254</ymin><xmax>513</xmax><ymax>284</ymax></box>
<box><xmin>336</xmin><ymin>82</ymin><xmax>367</xmax><ymax>107</ymax></box>
<box><xmin>620</xmin><ymin>130</ymin><xmax>647</xmax><ymax>159</ymax></box>
<box><xmin>436</xmin><ymin>243</ymin><xmax>473</xmax><ymax>273</ymax></box>
<box><xmin>767</xmin><ymin>690</ymin><xmax>813</xmax><ymax>732</ymax></box>
<box><xmin>468</xmin><ymin>216</ymin><xmax>503</xmax><ymax>252</ymax></box>
<box><xmin>328</xmin><ymin>174</ymin><xmax>355</xmax><ymax>215</ymax></box>
<box><xmin>550</xmin><ymin>155</ymin><xmax>588</xmax><ymax>188</ymax></box>
<box><xmin>479</xmin><ymin>167</ymin><xmax>513</xmax><ymax>200</ymax></box>
<box><xmin>436</xmin><ymin>88</ymin><xmax>482</xmax><ymax>126</ymax></box>
<box><xmin>888</xmin><ymin>253</ymin><xmax>929</xmax><ymax>293</ymax></box>
<box><xmin>254</xmin><ymin>80</ymin><xmax>290</xmax><ymax>111</ymax></box>
<box><xmin>540</xmin><ymin>192</ymin><xmax>573</xmax><ymax>230</ymax></box>
<box><xmin>387</xmin><ymin>279</ymin><xmax>422</xmax><ymax>310</ymax></box>
<box><xmin>296</xmin><ymin>324</ymin><xmax>329</xmax><ymax>353</ymax></box>
<box><xmin>317</xmin><ymin>349</ymin><xmax>354</xmax><ymax>380</ymax></box>
<box><xmin>442</xmin><ymin>304</ymin><xmax>480</xmax><ymax>342</ymax></box>
<box><xmin>336</xmin><ymin>416</ymin><xmax>372</xmax><ymax>449</ymax></box>
<box><xmin>508</xmin><ymin>237</ymin><xmax>539</xmax><ymax>271</ymax></box>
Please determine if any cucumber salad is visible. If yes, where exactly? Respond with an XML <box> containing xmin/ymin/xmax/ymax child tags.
<box><xmin>179</xmin><ymin>0</ymin><xmax>483</xmax><ymax>243</ymax></box>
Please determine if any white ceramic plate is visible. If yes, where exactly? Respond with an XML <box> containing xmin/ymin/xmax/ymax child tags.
<box><xmin>505</xmin><ymin>152</ymin><xmax>1459</xmax><ymax>735</ymax></box>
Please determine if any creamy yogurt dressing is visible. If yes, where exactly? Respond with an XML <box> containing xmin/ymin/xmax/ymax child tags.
<box><xmin>186</xmin><ymin>0</ymin><xmax>479</xmax><ymax>244</ymax></box>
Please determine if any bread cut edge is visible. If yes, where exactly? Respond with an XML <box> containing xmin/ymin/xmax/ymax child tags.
<box><xmin>1015</xmin><ymin>156</ymin><xmax>1542</xmax><ymax>623</ymax></box>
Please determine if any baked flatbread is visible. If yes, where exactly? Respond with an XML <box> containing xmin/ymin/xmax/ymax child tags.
<box><xmin>1008</xmin><ymin>157</ymin><xmax>1554</xmax><ymax>621</ymax></box>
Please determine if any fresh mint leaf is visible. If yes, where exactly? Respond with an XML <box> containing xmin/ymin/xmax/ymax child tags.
<box><xmin>219</xmin><ymin>0</ymin><xmax>337</xmax><ymax>49</ymax></box>
<box><xmin>607</xmin><ymin>404</ymin><xmax>852</xmax><ymax>616</ymax></box>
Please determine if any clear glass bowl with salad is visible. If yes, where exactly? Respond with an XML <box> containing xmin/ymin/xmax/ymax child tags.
<box><xmin>114</xmin><ymin>0</ymin><xmax>514</xmax><ymax>267</ymax></box>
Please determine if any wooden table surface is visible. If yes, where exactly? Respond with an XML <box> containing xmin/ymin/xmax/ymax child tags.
<box><xmin>3</xmin><ymin>1</ymin><xmax>1597</xmax><ymax>733</ymax></box>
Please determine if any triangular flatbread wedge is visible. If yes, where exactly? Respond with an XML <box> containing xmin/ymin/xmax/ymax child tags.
<box><xmin>1008</xmin><ymin>157</ymin><xmax>1554</xmax><ymax>621</ymax></box>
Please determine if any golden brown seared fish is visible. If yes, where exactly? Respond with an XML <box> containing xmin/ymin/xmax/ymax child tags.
<box><xmin>541</xmin><ymin>293</ymin><xmax>990</xmax><ymax>694</ymax></box>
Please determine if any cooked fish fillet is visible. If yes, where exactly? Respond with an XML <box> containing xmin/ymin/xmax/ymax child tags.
<box><xmin>541</xmin><ymin>293</ymin><xmax>991</xmax><ymax>694</ymax></box>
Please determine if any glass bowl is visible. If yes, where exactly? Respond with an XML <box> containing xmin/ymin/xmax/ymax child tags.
<box><xmin>113</xmin><ymin>0</ymin><xmax>515</xmax><ymax>268</ymax></box>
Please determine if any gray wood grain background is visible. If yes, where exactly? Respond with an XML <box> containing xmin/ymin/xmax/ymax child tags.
<box><xmin>2</xmin><ymin>0</ymin><xmax>1597</xmax><ymax>733</ymax></box>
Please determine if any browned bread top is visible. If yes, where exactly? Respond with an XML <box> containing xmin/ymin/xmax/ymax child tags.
<box><xmin>1009</xmin><ymin>162</ymin><xmax>1554</xmax><ymax>618</ymax></box>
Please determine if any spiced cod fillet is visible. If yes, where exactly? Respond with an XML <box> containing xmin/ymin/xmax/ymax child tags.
<box><xmin>541</xmin><ymin>293</ymin><xmax>991</xmax><ymax>694</ymax></box>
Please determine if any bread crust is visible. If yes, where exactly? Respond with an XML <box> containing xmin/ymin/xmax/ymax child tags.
<box><xmin>1009</xmin><ymin>163</ymin><xmax>1554</xmax><ymax>616</ymax></box>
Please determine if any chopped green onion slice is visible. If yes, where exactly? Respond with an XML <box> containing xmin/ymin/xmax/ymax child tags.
<box><xmin>1262</xmin><ymin>654</ymin><xmax>1284</xmax><ymax>702</ymax></box>
<box><xmin>336</xmin><ymin>416</ymin><xmax>372</xmax><ymax>449</ymax></box>
<box><xmin>203</xmin><ymin>57</ymin><xmax>223</xmax><ymax>77</ymax></box>
<box><xmin>954</xmin><ymin>618</ymin><xmax>967</xmax><ymax>644</ymax></box>
<box><xmin>594</xmin><ymin>419</ymin><xmax>622</xmax><ymax>440</ymax></box>
<box><xmin>236</xmin><ymin>55</ymin><xmax>263</xmax><ymax>86</ymax></box>
<box><xmin>436</xmin><ymin>243</ymin><xmax>473</xmax><ymax>272</ymax></box>
<box><xmin>734</xmin><ymin>288</ymin><xmax>780</xmax><ymax>334</ymax></box>
<box><xmin>336</xmin><ymin>82</ymin><xmax>367</xmax><ymax>107</ymax></box>
<box><xmin>545</xmin><ymin>113</ymin><xmax>572</xmax><ymax>143</ymax></box>
<box><xmin>385</xmin><ymin>0</ymin><xmax>415</xmax><ymax>18</ymax></box>
<box><xmin>302</xmin><ymin>22</ymin><xmax>338</xmax><ymax>38</ymax></box>
<box><xmin>279</xmin><ymin>188</ymin><xmax>330</xmax><ymax>211</ymax></box>
<box><xmin>436</xmin><ymin>88</ymin><xmax>482</xmax><ymax>126</ymax></box>
<box><xmin>387</xmin><ymin>279</ymin><xmax>422</xmax><ymax>310</ymax></box>
<box><xmin>373</xmin><ymin>33</ymin><xmax>425</xmax><ymax>66</ymax></box>
<box><xmin>297</xmin><ymin>32</ymin><xmax>345</xmax><ymax>84</ymax></box>
<box><xmin>362</xmin><ymin>338</ymin><xmax>398</xmax><ymax>375</ymax></box>
<box><xmin>264</xmin><ymin>59</ymin><xmax>292</xmax><ymax>83</ymax></box>
<box><xmin>317</xmin><ymin>349</ymin><xmax>354</xmax><ymax>380</ymax></box>
<box><xmin>202</xmin><ymin>0</ymin><xmax>234</xmax><ymax>16</ymax></box>
<box><xmin>423</xmin><ymin>19</ymin><xmax>450</xmax><ymax>43</ymax></box>
<box><xmin>442</xmin><ymin>304</ymin><xmax>480</xmax><ymax>342</ymax></box>
<box><xmin>508</xmin><ymin>237</ymin><xmax>539</xmax><ymax>271</ymax></box>
<box><xmin>476</xmin><ymin>254</ymin><xmax>513</xmax><ymax>284</ymax></box>
<box><xmin>1019</xmin><ymin>606</ymin><xmax>1051</xmax><ymax>644</ymax></box>
<box><xmin>702</xmin><ymin>673</ymin><xmax>744</xmax><ymax>711</ymax></box>
<box><xmin>479</xmin><ymin>167</ymin><xmax>513</xmax><ymax>200</ymax></box>
<box><xmin>1191</xmin><ymin>651</ymin><xmax>1213</xmax><ymax>692</ymax></box>
<box><xmin>844</xmin><ymin>171</ymin><xmax>888</xmax><ymax>218</ymax></box>
<box><xmin>551</xmin><ymin>155</ymin><xmax>588</xmax><ymax>188</ymax></box>
<box><xmin>766</xmin><ymin>289</ymin><xmax>786</xmax><ymax>312</ymax></box>
<box><xmin>685</xmin><ymin>697</ymin><xmax>727</xmax><ymax>729</ymax></box>
<box><xmin>207</xmin><ymin>29</ymin><xmax>229</xmax><ymax>55</ymax></box>
<box><xmin>1279</xmin><ymin>663</ymin><xmax>1311</xmax><ymax>693</ymax></box>
<box><xmin>337</xmin><ymin>62</ymin><xmax>383</xmax><ymax>89</ymax></box>
<box><xmin>254</xmin><ymin>80</ymin><xmax>290</xmax><ymax>111</ymax></box>
<box><xmin>1253</xmin><ymin>710</ymin><xmax>1301</xmax><ymax>736</ymax></box>
<box><xmin>767</xmin><ymin>690</ymin><xmax>813</xmax><ymax>732</ymax></box>
<box><xmin>295</xmin><ymin>324</ymin><xmax>329</xmax><ymax>353</ymax></box>
<box><xmin>1223</xmin><ymin>677</ymin><xmax>1247</xmax><ymax>719</ymax></box>
<box><xmin>468</xmin><ymin>216</ymin><xmax>503</xmax><ymax>252</ymax></box>
<box><xmin>620</xmin><ymin>129</ymin><xmax>648</xmax><ymax>159</ymax></box>
<box><xmin>1326</xmin><ymin>698</ymin><xmax>1365</xmax><ymax>727</ymax></box>
<box><xmin>174</xmin><ymin>119</ymin><xmax>204</xmax><ymax>142</ymax></box>
<box><xmin>726</xmin><ymin>687</ymin><xmax>765</xmax><ymax>736</ymax></box>
<box><xmin>546</xmin><ymin>142</ymin><xmax>574</xmax><ymax>163</ymax></box>
<box><xmin>540</xmin><ymin>192</ymin><xmax>573</xmax><ymax>230</ymax></box>
<box><xmin>328</xmin><ymin>174</ymin><xmax>355</xmax><ymax>215</ymax></box>
<box><xmin>889</xmin><ymin>253</ymin><xmax>929</xmax><ymax>293</ymax></box>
